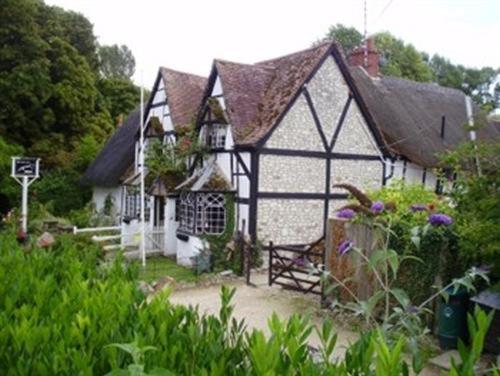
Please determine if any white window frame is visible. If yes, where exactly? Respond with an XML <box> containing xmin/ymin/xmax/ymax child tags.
<box><xmin>178</xmin><ymin>192</ymin><xmax>226</xmax><ymax>235</ymax></box>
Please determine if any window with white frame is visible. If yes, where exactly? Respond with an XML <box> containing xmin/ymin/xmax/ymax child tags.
<box><xmin>179</xmin><ymin>192</ymin><xmax>196</xmax><ymax>233</ymax></box>
<box><xmin>124</xmin><ymin>189</ymin><xmax>150</xmax><ymax>221</ymax></box>
<box><xmin>205</xmin><ymin>124</ymin><xmax>227</xmax><ymax>149</ymax></box>
<box><xmin>178</xmin><ymin>192</ymin><xmax>226</xmax><ymax>235</ymax></box>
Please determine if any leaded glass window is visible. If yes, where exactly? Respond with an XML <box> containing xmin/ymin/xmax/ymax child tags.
<box><xmin>205</xmin><ymin>124</ymin><xmax>226</xmax><ymax>149</ymax></box>
<box><xmin>178</xmin><ymin>192</ymin><xmax>226</xmax><ymax>235</ymax></box>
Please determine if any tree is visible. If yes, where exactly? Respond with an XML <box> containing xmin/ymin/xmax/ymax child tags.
<box><xmin>97</xmin><ymin>78</ymin><xmax>141</xmax><ymax>124</ymax></box>
<box><xmin>98</xmin><ymin>44</ymin><xmax>136</xmax><ymax>80</ymax></box>
<box><xmin>0</xmin><ymin>137</ymin><xmax>24</xmax><ymax>215</ymax></box>
<box><xmin>0</xmin><ymin>0</ymin><xmax>141</xmax><ymax>215</ymax></box>
<box><xmin>319</xmin><ymin>24</ymin><xmax>499</xmax><ymax>110</ymax></box>
<box><xmin>429</xmin><ymin>55</ymin><xmax>500</xmax><ymax>112</ymax></box>
<box><xmin>373</xmin><ymin>32</ymin><xmax>434</xmax><ymax>82</ymax></box>
<box><xmin>320</xmin><ymin>23</ymin><xmax>363</xmax><ymax>54</ymax></box>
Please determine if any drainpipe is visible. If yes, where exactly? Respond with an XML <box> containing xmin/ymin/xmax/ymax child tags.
<box><xmin>465</xmin><ymin>96</ymin><xmax>482</xmax><ymax>177</ymax></box>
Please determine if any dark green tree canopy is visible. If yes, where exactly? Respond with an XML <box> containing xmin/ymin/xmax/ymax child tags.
<box><xmin>0</xmin><ymin>0</ymin><xmax>141</xmax><ymax>213</ymax></box>
<box><xmin>98</xmin><ymin>44</ymin><xmax>136</xmax><ymax>80</ymax></box>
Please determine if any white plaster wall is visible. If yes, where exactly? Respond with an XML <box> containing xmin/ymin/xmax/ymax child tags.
<box><xmin>389</xmin><ymin>160</ymin><xmax>405</xmax><ymax>181</ymax></box>
<box><xmin>236</xmin><ymin>152</ymin><xmax>251</xmax><ymax>198</ymax></box>
<box><xmin>177</xmin><ymin>236</ymin><xmax>205</xmax><ymax>266</ymax></box>
<box><xmin>121</xmin><ymin>219</ymin><xmax>140</xmax><ymax>247</ymax></box>
<box><xmin>405</xmin><ymin>162</ymin><xmax>425</xmax><ymax>185</ymax></box>
<box><xmin>331</xmin><ymin>160</ymin><xmax>383</xmax><ymax>193</ymax></box>
<box><xmin>257</xmin><ymin>199</ymin><xmax>324</xmax><ymax>244</ymax></box>
<box><xmin>92</xmin><ymin>186</ymin><xmax>122</xmax><ymax>223</ymax></box>
<box><xmin>265</xmin><ymin>95</ymin><xmax>324</xmax><ymax>151</ymax></box>
<box><xmin>259</xmin><ymin>155</ymin><xmax>325</xmax><ymax>193</ymax></box>
<box><xmin>332</xmin><ymin>102</ymin><xmax>379</xmax><ymax>155</ymax></box>
<box><xmin>425</xmin><ymin>170</ymin><xmax>438</xmax><ymax>191</ymax></box>
<box><xmin>215</xmin><ymin>152</ymin><xmax>232</xmax><ymax>185</ymax></box>
<box><xmin>237</xmin><ymin>203</ymin><xmax>250</xmax><ymax>235</ymax></box>
<box><xmin>307</xmin><ymin>57</ymin><xmax>349</xmax><ymax>141</ymax></box>
<box><xmin>164</xmin><ymin>198</ymin><xmax>178</xmax><ymax>256</ymax></box>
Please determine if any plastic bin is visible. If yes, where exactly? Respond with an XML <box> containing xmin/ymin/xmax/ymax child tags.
<box><xmin>437</xmin><ymin>287</ymin><xmax>469</xmax><ymax>349</ymax></box>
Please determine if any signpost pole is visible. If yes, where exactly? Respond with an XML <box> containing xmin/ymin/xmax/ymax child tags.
<box><xmin>11</xmin><ymin>157</ymin><xmax>39</xmax><ymax>235</ymax></box>
<box><xmin>21</xmin><ymin>176</ymin><xmax>28</xmax><ymax>233</ymax></box>
<box><xmin>139</xmin><ymin>72</ymin><xmax>146</xmax><ymax>267</ymax></box>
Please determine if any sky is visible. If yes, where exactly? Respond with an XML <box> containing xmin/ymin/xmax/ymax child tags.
<box><xmin>45</xmin><ymin>0</ymin><xmax>500</xmax><ymax>87</ymax></box>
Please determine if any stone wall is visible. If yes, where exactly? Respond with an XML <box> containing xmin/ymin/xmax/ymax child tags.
<box><xmin>257</xmin><ymin>199</ymin><xmax>324</xmax><ymax>244</ymax></box>
<box><xmin>331</xmin><ymin>159</ymin><xmax>383</xmax><ymax>193</ymax></box>
<box><xmin>257</xmin><ymin>53</ymin><xmax>385</xmax><ymax>246</ymax></box>
<box><xmin>265</xmin><ymin>95</ymin><xmax>324</xmax><ymax>151</ymax></box>
<box><xmin>307</xmin><ymin>57</ymin><xmax>349</xmax><ymax>141</ymax></box>
<box><xmin>259</xmin><ymin>155</ymin><xmax>325</xmax><ymax>193</ymax></box>
<box><xmin>332</xmin><ymin>102</ymin><xmax>380</xmax><ymax>155</ymax></box>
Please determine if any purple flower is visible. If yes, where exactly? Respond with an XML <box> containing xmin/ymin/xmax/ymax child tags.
<box><xmin>338</xmin><ymin>240</ymin><xmax>353</xmax><ymax>256</ymax></box>
<box><xmin>293</xmin><ymin>256</ymin><xmax>309</xmax><ymax>267</ymax></box>
<box><xmin>428</xmin><ymin>213</ymin><xmax>453</xmax><ymax>226</ymax></box>
<box><xmin>371</xmin><ymin>201</ymin><xmax>385</xmax><ymax>214</ymax></box>
<box><xmin>410</xmin><ymin>204</ymin><xmax>428</xmax><ymax>212</ymax></box>
<box><xmin>336</xmin><ymin>208</ymin><xmax>356</xmax><ymax>219</ymax></box>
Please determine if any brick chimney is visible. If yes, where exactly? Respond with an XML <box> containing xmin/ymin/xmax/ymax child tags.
<box><xmin>348</xmin><ymin>37</ymin><xmax>379</xmax><ymax>77</ymax></box>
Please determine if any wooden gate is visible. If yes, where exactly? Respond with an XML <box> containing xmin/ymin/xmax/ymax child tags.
<box><xmin>268</xmin><ymin>237</ymin><xmax>325</xmax><ymax>296</ymax></box>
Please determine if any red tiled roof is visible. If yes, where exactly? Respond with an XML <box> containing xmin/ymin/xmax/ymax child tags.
<box><xmin>212</xmin><ymin>42</ymin><xmax>334</xmax><ymax>145</ymax></box>
<box><xmin>214</xmin><ymin>60</ymin><xmax>275</xmax><ymax>142</ymax></box>
<box><xmin>160</xmin><ymin>67</ymin><xmax>207</xmax><ymax>128</ymax></box>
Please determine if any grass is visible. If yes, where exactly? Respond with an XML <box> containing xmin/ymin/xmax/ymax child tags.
<box><xmin>138</xmin><ymin>256</ymin><xmax>199</xmax><ymax>283</ymax></box>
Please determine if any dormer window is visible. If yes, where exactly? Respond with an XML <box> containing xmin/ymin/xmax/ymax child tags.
<box><xmin>205</xmin><ymin>124</ymin><xmax>227</xmax><ymax>149</ymax></box>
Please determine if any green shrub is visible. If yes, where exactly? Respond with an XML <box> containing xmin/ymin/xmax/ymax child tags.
<box><xmin>368</xmin><ymin>182</ymin><xmax>461</xmax><ymax>304</ymax></box>
<box><xmin>441</xmin><ymin>141</ymin><xmax>500</xmax><ymax>277</ymax></box>
<box><xmin>0</xmin><ymin>231</ymin><xmax>490</xmax><ymax>375</ymax></box>
<box><xmin>32</xmin><ymin>169</ymin><xmax>92</xmax><ymax>216</ymax></box>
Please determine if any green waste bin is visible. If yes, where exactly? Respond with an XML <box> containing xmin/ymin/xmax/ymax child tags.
<box><xmin>437</xmin><ymin>287</ymin><xmax>469</xmax><ymax>349</ymax></box>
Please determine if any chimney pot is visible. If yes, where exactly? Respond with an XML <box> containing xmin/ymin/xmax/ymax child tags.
<box><xmin>348</xmin><ymin>37</ymin><xmax>380</xmax><ymax>77</ymax></box>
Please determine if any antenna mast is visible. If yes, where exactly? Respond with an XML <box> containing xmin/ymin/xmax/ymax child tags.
<box><xmin>364</xmin><ymin>0</ymin><xmax>368</xmax><ymax>68</ymax></box>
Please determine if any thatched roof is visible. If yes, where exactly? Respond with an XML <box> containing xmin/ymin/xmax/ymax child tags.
<box><xmin>81</xmin><ymin>108</ymin><xmax>140</xmax><ymax>187</ymax></box>
<box><xmin>351</xmin><ymin>67</ymin><xmax>500</xmax><ymax>167</ymax></box>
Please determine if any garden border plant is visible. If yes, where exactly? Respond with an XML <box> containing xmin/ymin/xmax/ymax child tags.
<box><xmin>318</xmin><ymin>183</ymin><xmax>492</xmax><ymax>373</ymax></box>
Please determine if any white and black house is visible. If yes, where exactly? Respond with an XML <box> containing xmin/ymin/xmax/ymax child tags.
<box><xmin>84</xmin><ymin>40</ymin><xmax>500</xmax><ymax>265</ymax></box>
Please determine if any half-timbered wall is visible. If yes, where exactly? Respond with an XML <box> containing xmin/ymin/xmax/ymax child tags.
<box><xmin>257</xmin><ymin>55</ymin><xmax>385</xmax><ymax>245</ymax></box>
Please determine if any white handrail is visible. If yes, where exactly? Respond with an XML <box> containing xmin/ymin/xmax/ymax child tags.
<box><xmin>73</xmin><ymin>225</ymin><xmax>121</xmax><ymax>234</ymax></box>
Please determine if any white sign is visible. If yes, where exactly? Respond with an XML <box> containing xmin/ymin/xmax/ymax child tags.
<box><xmin>11</xmin><ymin>157</ymin><xmax>40</xmax><ymax>233</ymax></box>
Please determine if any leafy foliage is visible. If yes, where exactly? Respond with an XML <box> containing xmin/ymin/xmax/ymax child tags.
<box><xmin>368</xmin><ymin>182</ymin><xmax>462</xmax><ymax>303</ymax></box>
<box><xmin>374</xmin><ymin>32</ymin><xmax>434</xmax><ymax>82</ymax></box>
<box><xmin>146</xmin><ymin>124</ymin><xmax>206</xmax><ymax>190</ymax></box>
<box><xmin>441</xmin><ymin>141</ymin><xmax>500</xmax><ymax>277</ymax></box>
<box><xmin>0</xmin><ymin>231</ymin><xmax>492</xmax><ymax>374</ymax></box>
<box><xmin>319</xmin><ymin>23</ymin><xmax>363</xmax><ymax>53</ymax></box>
<box><xmin>0</xmin><ymin>0</ymin><xmax>142</xmax><ymax>217</ymax></box>
<box><xmin>98</xmin><ymin>44</ymin><xmax>136</xmax><ymax>80</ymax></box>
<box><xmin>320</xmin><ymin>24</ymin><xmax>499</xmax><ymax>110</ymax></box>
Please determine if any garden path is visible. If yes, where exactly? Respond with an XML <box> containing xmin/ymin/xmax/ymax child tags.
<box><xmin>169</xmin><ymin>271</ymin><xmax>358</xmax><ymax>360</ymax></box>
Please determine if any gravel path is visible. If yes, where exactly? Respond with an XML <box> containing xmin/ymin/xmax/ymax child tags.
<box><xmin>169</xmin><ymin>271</ymin><xmax>358</xmax><ymax>359</ymax></box>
